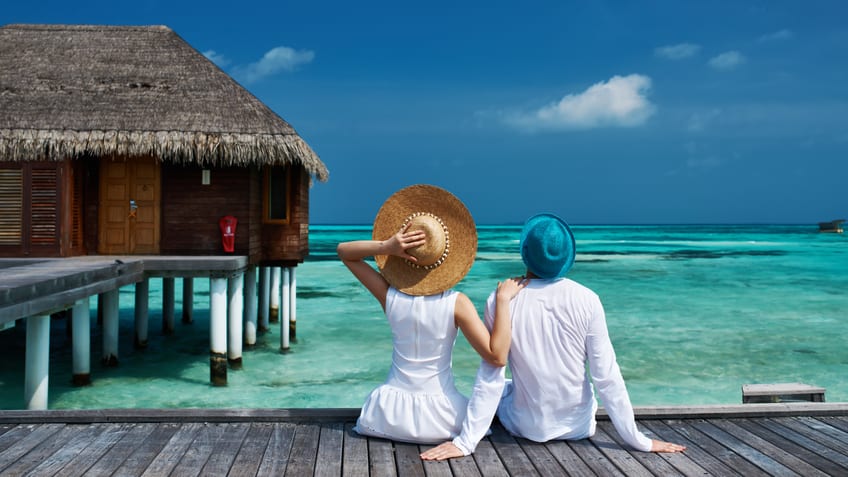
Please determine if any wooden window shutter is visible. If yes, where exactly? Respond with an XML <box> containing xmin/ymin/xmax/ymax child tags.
<box><xmin>30</xmin><ymin>167</ymin><xmax>58</xmax><ymax>246</ymax></box>
<box><xmin>0</xmin><ymin>168</ymin><xmax>23</xmax><ymax>245</ymax></box>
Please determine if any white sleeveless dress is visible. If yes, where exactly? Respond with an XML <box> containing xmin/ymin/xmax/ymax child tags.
<box><xmin>354</xmin><ymin>287</ymin><xmax>469</xmax><ymax>443</ymax></box>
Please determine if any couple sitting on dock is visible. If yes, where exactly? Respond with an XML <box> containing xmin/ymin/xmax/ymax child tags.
<box><xmin>336</xmin><ymin>184</ymin><xmax>686</xmax><ymax>460</ymax></box>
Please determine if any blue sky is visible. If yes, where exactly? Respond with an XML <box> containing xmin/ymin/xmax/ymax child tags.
<box><xmin>5</xmin><ymin>1</ymin><xmax>847</xmax><ymax>224</ymax></box>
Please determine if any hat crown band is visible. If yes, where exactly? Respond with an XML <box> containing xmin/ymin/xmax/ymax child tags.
<box><xmin>402</xmin><ymin>212</ymin><xmax>449</xmax><ymax>270</ymax></box>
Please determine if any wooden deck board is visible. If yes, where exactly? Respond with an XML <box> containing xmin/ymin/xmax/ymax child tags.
<box><xmin>0</xmin><ymin>408</ymin><xmax>847</xmax><ymax>476</ymax></box>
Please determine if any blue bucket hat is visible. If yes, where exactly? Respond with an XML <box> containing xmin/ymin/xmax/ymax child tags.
<box><xmin>520</xmin><ymin>213</ymin><xmax>576</xmax><ymax>279</ymax></box>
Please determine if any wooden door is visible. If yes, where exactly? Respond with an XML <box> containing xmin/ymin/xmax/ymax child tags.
<box><xmin>98</xmin><ymin>156</ymin><xmax>160</xmax><ymax>254</ymax></box>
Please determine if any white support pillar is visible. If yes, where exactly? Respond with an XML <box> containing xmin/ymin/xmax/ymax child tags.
<box><xmin>182</xmin><ymin>277</ymin><xmax>194</xmax><ymax>324</ymax></box>
<box><xmin>134</xmin><ymin>278</ymin><xmax>149</xmax><ymax>348</ymax></box>
<box><xmin>228</xmin><ymin>273</ymin><xmax>244</xmax><ymax>369</ymax></box>
<box><xmin>102</xmin><ymin>288</ymin><xmax>119</xmax><ymax>366</ymax></box>
<box><xmin>258</xmin><ymin>266</ymin><xmax>270</xmax><ymax>332</ymax></box>
<box><xmin>209</xmin><ymin>277</ymin><xmax>228</xmax><ymax>386</ymax></box>
<box><xmin>25</xmin><ymin>314</ymin><xmax>50</xmax><ymax>410</ymax></box>
<box><xmin>72</xmin><ymin>297</ymin><xmax>91</xmax><ymax>386</ymax></box>
<box><xmin>162</xmin><ymin>277</ymin><xmax>175</xmax><ymax>335</ymax></box>
<box><xmin>270</xmin><ymin>267</ymin><xmax>281</xmax><ymax>323</ymax></box>
<box><xmin>290</xmin><ymin>267</ymin><xmax>297</xmax><ymax>342</ymax></box>
<box><xmin>244</xmin><ymin>266</ymin><xmax>258</xmax><ymax>347</ymax></box>
<box><xmin>281</xmin><ymin>267</ymin><xmax>290</xmax><ymax>352</ymax></box>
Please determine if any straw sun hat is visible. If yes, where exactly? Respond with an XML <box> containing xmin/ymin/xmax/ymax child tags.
<box><xmin>372</xmin><ymin>184</ymin><xmax>477</xmax><ymax>296</ymax></box>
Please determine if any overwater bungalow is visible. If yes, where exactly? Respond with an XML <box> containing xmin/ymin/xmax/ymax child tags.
<box><xmin>0</xmin><ymin>23</ymin><xmax>329</xmax><ymax>407</ymax></box>
<box><xmin>818</xmin><ymin>219</ymin><xmax>845</xmax><ymax>233</ymax></box>
<box><xmin>0</xmin><ymin>23</ymin><xmax>328</xmax><ymax>261</ymax></box>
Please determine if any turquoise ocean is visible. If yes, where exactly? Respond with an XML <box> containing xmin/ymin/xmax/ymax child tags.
<box><xmin>1</xmin><ymin>224</ymin><xmax>846</xmax><ymax>409</ymax></box>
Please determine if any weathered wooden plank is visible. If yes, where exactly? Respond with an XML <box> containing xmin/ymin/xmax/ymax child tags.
<box><xmin>514</xmin><ymin>437</ymin><xmax>567</xmax><ymax>476</ymax></box>
<box><xmin>566</xmin><ymin>438</ymin><xmax>625</xmax><ymax>477</ymax></box>
<box><xmin>0</xmin><ymin>423</ymin><xmax>84</xmax><ymax>476</ymax></box>
<box><xmin>445</xmin><ymin>452</ymin><xmax>483</xmax><ymax>477</ymax></box>
<box><xmin>543</xmin><ymin>440</ymin><xmax>597</xmax><ymax>477</ymax></box>
<box><xmin>0</xmin><ymin>423</ymin><xmax>41</xmax><ymax>455</ymax></box>
<box><xmin>641</xmin><ymin>420</ymin><xmax>740</xmax><ymax>476</ymax></box>
<box><xmin>735</xmin><ymin>418</ymin><xmax>848</xmax><ymax>475</ymax></box>
<box><xmin>393</xmin><ymin>441</ymin><xmax>426</xmax><ymax>477</ymax></box>
<box><xmin>284</xmin><ymin>422</ymin><xmax>320</xmax><ymax>476</ymax></box>
<box><xmin>367</xmin><ymin>437</ymin><xmax>398</xmax><ymax>477</ymax></box>
<box><xmin>665</xmin><ymin>419</ymin><xmax>769</xmax><ymax>476</ymax></box>
<box><xmin>85</xmin><ymin>422</ymin><xmax>158</xmax><ymax>476</ymax></box>
<box><xmin>469</xmin><ymin>436</ymin><xmax>508</xmax><ymax>477</ymax></box>
<box><xmin>712</xmin><ymin>419</ymin><xmax>830</xmax><ymax>476</ymax></box>
<box><xmin>228</xmin><ymin>423</ymin><xmax>274</xmax><ymax>477</ymax></box>
<box><xmin>341</xmin><ymin>423</ymin><xmax>368</xmax><ymax>477</ymax></box>
<box><xmin>771</xmin><ymin>417</ymin><xmax>848</xmax><ymax>460</ymax></box>
<box><xmin>693</xmin><ymin>420</ymin><xmax>798</xmax><ymax>476</ymax></box>
<box><xmin>140</xmin><ymin>422</ymin><xmax>203</xmax><ymax>477</ymax></box>
<box><xmin>819</xmin><ymin>416</ymin><xmax>848</xmax><ymax>434</ymax></box>
<box><xmin>487</xmin><ymin>424</ymin><xmax>540</xmax><ymax>476</ymax></box>
<box><xmin>421</xmin><ymin>454</ymin><xmax>454</xmax><ymax>477</ymax></box>
<box><xmin>314</xmin><ymin>422</ymin><xmax>344</xmax><ymax>477</ymax></box>
<box><xmin>0</xmin><ymin>423</ymin><xmax>14</xmax><ymax>440</ymax></box>
<box><xmin>589</xmin><ymin>425</ymin><xmax>651</xmax><ymax>476</ymax></box>
<box><xmin>166</xmin><ymin>422</ymin><xmax>230</xmax><ymax>476</ymax></box>
<box><xmin>110</xmin><ymin>422</ymin><xmax>180</xmax><ymax>476</ymax></box>
<box><xmin>24</xmin><ymin>423</ymin><xmax>108</xmax><ymax>477</ymax></box>
<box><xmin>597</xmin><ymin>420</ymin><xmax>698</xmax><ymax>477</ymax></box>
<box><xmin>255</xmin><ymin>422</ymin><xmax>296</xmax><ymax>477</ymax></box>
<box><xmin>793</xmin><ymin>416</ymin><xmax>848</xmax><ymax>447</ymax></box>
<box><xmin>200</xmin><ymin>423</ymin><xmax>251</xmax><ymax>476</ymax></box>
<box><xmin>0</xmin><ymin>423</ymin><xmax>64</xmax><ymax>473</ymax></box>
<box><xmin>56</xmin><ymin>423</ymin><xmax>132</xmax><ymax>477</ymax></box>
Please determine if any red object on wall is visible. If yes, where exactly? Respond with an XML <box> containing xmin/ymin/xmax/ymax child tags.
<box><xmin>219</xmin><ymin>216</ymin><xmax>237</xmax><ymax>253</ymax></box>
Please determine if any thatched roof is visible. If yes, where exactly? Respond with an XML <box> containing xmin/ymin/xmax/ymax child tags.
<box><xmin>0</xmin><ymin>24</ymin><xmax>328</xmax><ymax>181</ymax></box>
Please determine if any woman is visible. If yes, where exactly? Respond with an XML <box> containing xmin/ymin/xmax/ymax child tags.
<box><xmin>337</xmin><ymin>184</ymin><xmax>524</xmax><ymax>455</ymax></box>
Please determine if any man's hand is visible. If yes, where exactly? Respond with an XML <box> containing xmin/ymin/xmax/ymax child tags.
<box><xmin>420</xmin><ymin>441</ymin><xmax>465</xmax><ymax>461</ymax></box>
<box><xmin>650</xmin><ymin>439</ymin><xmax>686</xmax><ymax>453</ymax></box>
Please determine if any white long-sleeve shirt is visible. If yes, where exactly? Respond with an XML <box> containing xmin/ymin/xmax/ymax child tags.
<box><xmin>454</xmin><ymin>277</ymin><xmax>653</xmax><ymax>453</ymax></box>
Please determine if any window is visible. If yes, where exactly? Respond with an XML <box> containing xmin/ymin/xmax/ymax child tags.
<box><xmin>0</xmin><ymin>168</ymin><xmax>23</xmax><ymax>245</ymax></box>
<box><xmin>263</xmin><ymin>166</ymin><xmax>289</xmax><ymax>223</ymax></box>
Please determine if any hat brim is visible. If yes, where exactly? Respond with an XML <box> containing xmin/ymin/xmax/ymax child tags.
<box><xmin>373</xmin><ymin>184</ymin><xmax>477</xmax><ymax>295</ymax></box>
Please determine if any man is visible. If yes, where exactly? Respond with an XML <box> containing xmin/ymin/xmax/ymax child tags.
<box><xmin>422</xmin><ymin>213</ymin><xmax>685</xmax><ymax>460</ymax></box>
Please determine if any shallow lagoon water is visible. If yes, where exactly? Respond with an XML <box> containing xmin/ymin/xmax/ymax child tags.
<box><xmin>1</xmin><ymin>224</ymin><xmax>846</xmax><ymax>409</ymax></box>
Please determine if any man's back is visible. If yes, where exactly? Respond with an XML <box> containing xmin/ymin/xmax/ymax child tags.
<box><xmin>487</xmin><ymin>277</ymin><xmax>653</xmax><ymax>451</ymax></box>
<box><xmin>488</xmin><ymin>277</ymin><xmax>602</xmax><ymax>442</ymax></box>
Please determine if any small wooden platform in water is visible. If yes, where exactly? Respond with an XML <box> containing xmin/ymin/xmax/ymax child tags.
<box><xmin>1</xmin><ymin>404</ymin><xmax>847</xmax><ymax>476</ymax></box>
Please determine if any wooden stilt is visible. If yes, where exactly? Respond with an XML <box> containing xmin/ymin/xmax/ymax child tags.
<box><xmin>244</xmin><ymin>266</ymin><xmax>257</xmax><ymax>348</ymax></box>
<box><xmin>281</xmin><ymin>267</ymin><xmax>290</xmax><ymax>352</ymax></box>
<box><xmin>228</xmin><ymin>273</ymin><xmax>244</xmax><ymax>369</ymax></box>
<box><xmin>25</xmin><ymin>314</ymin><xmax>50</xmax><ymax>410</ymax></box>
<box><xmin>101</xmin><ymin>288</ymin><xmax>119</xmax><ymax>366</ymax></box>
<box><xmin>162</xmin><ymin>277</ymin><xmax>175</xmax><ymax>335</ymax></box>
<box><xmin>182</xmin><ymin>277</ymin><xmax>194</xmax><ymax>324</ymax></box>
<box><xmin>72</xmin><ymin>298</ymin><xmax>91</xmax><ymax>386</ymax></box>
<box><xmin>270</xmin><ymin>267</ymin><xmax>281</xmax><ymax>323</ymax></box>
<box><xmin>209</xmin><ymin>277</ymin><xmax>227</xmax><ymax>386</ymax></box>
<box><xmin>134</xmin><ymin>278</ymin><xmax>149</xmax><ymax>348</ymax></box>
<box><xmin>258</xmin><ymin>266</ymin><xmax>270</xmax><ymax>333</ymax></box>
<box><xmin>290</xmin><ymin>267</ymin><xmax>297</xmax><ymax>342</ymax></box>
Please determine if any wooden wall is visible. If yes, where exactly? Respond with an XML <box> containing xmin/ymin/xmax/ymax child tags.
<box><xmin>260</xmin><ymin>165</ymin><xmax>310</xmax><ymax>266</ymax></box>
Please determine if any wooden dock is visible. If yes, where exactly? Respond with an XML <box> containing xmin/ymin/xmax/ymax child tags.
<box><xmin>1</xmin><ymin>404</ymin><xmax>847</xmax><ymax>476</ymax></box>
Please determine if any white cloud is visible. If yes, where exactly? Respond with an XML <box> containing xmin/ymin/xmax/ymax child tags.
<box><xmin>233</xmin><ymin>46</ymin><xmax>315</xmax><ymax>83</ymax></box>
<box><xmin>654</xmin><ymin>43</ymin><xmax>701</xmax><ymax>60</ymax></box>
<box><xmin>504</xmin><ymin>74</ymin><xmax>656</xmax><ymax>131</ymax></box>
<box><xmin>708</xmin><ymin>51</ymin><xmax>746</xmax><ymax>70</ymax></box>
<box><xmin>203</xmin><ymin>50</ymin><xmax>231</xmax><ymax>67</ymax></box>
<box><xmin>758</xmin><ymin>29</ymin><xmax>794</xmax><ymax>42</ymax></box>
<box><xmin>687</xmin><ymin>109</ymin><xmax>722</xmax><ymax>132</ymax></box>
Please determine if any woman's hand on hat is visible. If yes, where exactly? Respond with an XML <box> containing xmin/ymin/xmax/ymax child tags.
<box><xmin>384</xmin><ymin>228</ymin><xmax>426</xmax><ymax>261</ymax></box>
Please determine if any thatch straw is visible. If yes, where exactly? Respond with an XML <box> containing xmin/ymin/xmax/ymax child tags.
<box><xmin>0</xmin><ymin>24</ymin><xmax>328</xmax><ymax>181</ymax></box>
